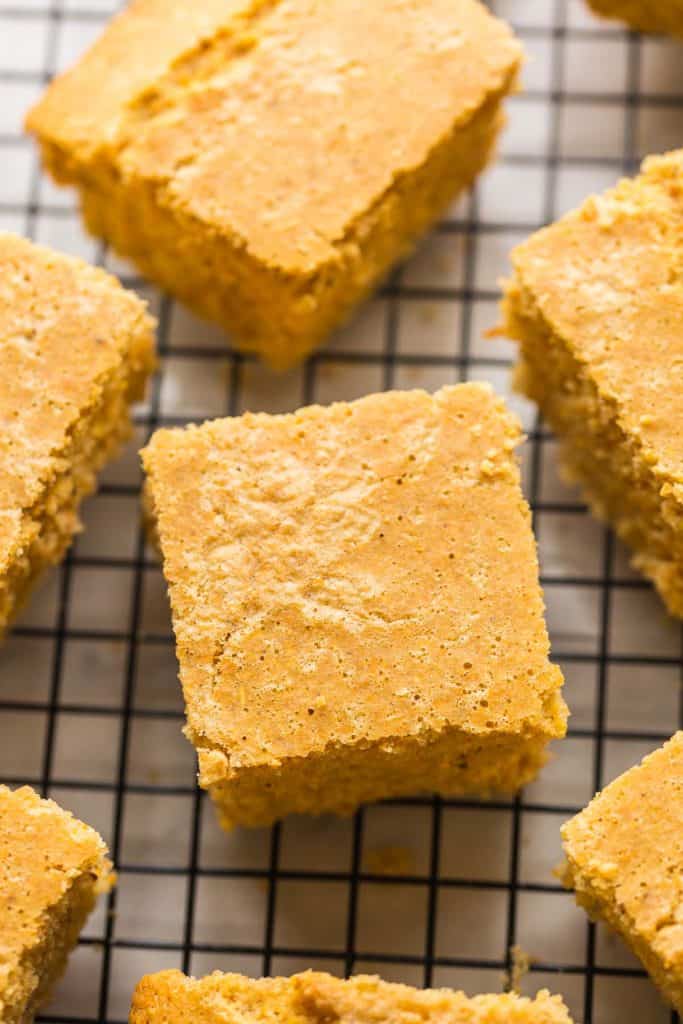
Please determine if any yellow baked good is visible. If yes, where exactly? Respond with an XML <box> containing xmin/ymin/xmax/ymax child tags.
<box><xmin>0</xmin><ymin>232</ymin><xmax>155</xmax><ymax>638</ymax></box>
<box><xmin>501</xmin><ymin>150</ymin><xmax>683</xmax><ymax>619</ymax></box>
<box><xmin>142</xmin><ymin>383</ymin><xmax>566</xmax><ymax>829</ymax></box>
<box><xmin>26</xmin><ymin>0</ymin><xmax>521</xmax><ymax>370</ymax></box>
<box><xmin>587</xmin><ymin>0</ymin><xmax>683</xmax><ymax>36</ymax></box>
<box><xmin>562</xmin><ymin>732</ymin><xmax>683</xmax><ymax>1016</ymax></box>
<box><xmin>0</xmin><ymin>785</ymin><xmax>113</xmax><ymax>1024</ymax></box>
<box><xmin>129</xmin><ymin>969</ymin><xmax>574</xmax><ymax>1024</ymax></box>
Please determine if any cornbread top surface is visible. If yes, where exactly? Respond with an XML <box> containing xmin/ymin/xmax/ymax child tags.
<box><xmin>510</xmin><ymin>149</ymin><xmax>683</xmax><ymax>488</ymax></box>
<box><xmin>0</xmin><ymin>232</ymin><xmax>154</xmax><ymax>577</ymax></box>
<box><xmin>143</xmin><ymin>384</ymin><xmax>565</xmax><ymax>776</ymax></box>
<box><xmin>27</xmin><ymin>0</ymin><xmax>521</xmax><ymax>273</ymax></box>
<box><xmin>562</xmin><ymin>732</ymin><xmax>683</xmax><ymax>967</ymax></box>
<box><xmin>130</xmin><ymin>969</ymin><xmax>573</xmax><ymax>1024</ymax></box>
<box><xmin>0</xmin><ymin>785</ymin><xmax>111</xmax><ymax>999</ymax></box>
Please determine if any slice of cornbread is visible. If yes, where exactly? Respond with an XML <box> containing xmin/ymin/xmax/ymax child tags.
<box><xmin>562</xmin><ymin>732</ymin><xmax>683</xmax><ymax>1016</ymax></box>
<box><xmin>587</xmin><ymin>0</ymin><xmax>683</xmax><ymax>36</ymax></box>
<box><xmin>130</xmin><ymin>969</ymin><xmax>574</xmax><ymax>1024</ymax></box>
<box><xmin>501</xmin><ymin>150</ymin><xmax>683</xmax><ymax>619</ymax></box>
<box><xmin>26</xmin><ymin>0</ymin><xmax>522</xmax><ymax>370</ymax></box>
<box><xmin>142</xmin><ymin>383</ymin><xmax>566</xmax><ymax>829</ymax></box>
<box><xmin>0</xmin><ymin>233</ymin><xmax>155</xmax><ymax>639</ymax></box>
<box><xmin>0</xmin><ymin>785</ymin><xmax>113</xmax><ymax>1024</ymax></box>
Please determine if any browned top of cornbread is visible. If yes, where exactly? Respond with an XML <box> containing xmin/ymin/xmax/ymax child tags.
<box><xmin>0</xmin><ymin>232</ymin><xmax>155</xmax><ymax>577</ymax></box>
<box><xmin>509</xmin><ymin>150</ymin><xmax>683</xmax><ymax>489</ymax></box>
<box><xmin>27</xmin><ymin>0</ymin><xmax>521</xmax><ymax>273</ymax></box>
<box><xmin>0</xmin><ymin>785</ymin><xmax>112</xmax><ymax>994</ymax></box>
<box><xmin>562</xmin><ymin>732</ymin><xmax>683</xmax><ymax>968</ymax></box>
<box><xmin>130</xmin><ymin>969</ymin><xmax>574</xmax><ymax>1024</ymax></box>
<box><xmin>142</xmin><ymin>384</ymin><xmax>565</xmax><ymax>777</ymax></box>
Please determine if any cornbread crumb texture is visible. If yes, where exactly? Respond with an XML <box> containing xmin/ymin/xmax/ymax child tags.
<box><xmin>129</xmin><ymin>969</ymin><xmax>574</xmax><ymax>1024</ymax></box>
<box><xmin>362</xmin><ymin>844</ymin><xmax>415</xmax><ymax>877</ymax></box>
<box><xmin>0</xmin><ymin>785</ymin><xmax>113</xmax><ymax>1024</ymax></box>
<box><xmin>143</xmin><ymin>383</ymin><xmax>565</xmax><ymax>827</ymax></box>
<box><xmin>27</xmin><ymin>0</ymin><xmax>521</xmax><ymax>367</ymax></box>
<box><xmin>587</xmin><ymin>0</ymin><xmax>683</xmax><ymax>36</ymax></box>
<box><xmin>562</xmin><ymin>732</ymin><xmax>683</xmax><ymax>1015</ymax></box>
<box><xmin>503</xmin><ymin>149</ymin><xmax>683</xmax><ymax>618</ymax></box>
<box><xmin>0</xmin><ymin>232</ymin><xmax>155</xmax><ymax>636</ymax></box>
<box><xmin>508</xmin><ymin>945</ymin><xmax>533</xmax><ymax>992</ymax></box>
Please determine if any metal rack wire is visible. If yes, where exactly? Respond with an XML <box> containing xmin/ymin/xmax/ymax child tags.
<box><xmin>0</xmin><ymin>1</ymin><xmax>682</xmax><ymax>1022</ymax></box>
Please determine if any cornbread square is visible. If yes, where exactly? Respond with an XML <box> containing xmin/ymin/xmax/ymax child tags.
<box><xmin>587</xmin><ymin>0</ymin><xmax>683</xmax><ymax>36</ymax></box>
<box><xmin>0</xmin><ymin>785</ymin><xmax>113</xmax><ymax>1024</ymax></box>
<box><xmin>502</xmin><ymin>150</ymin><xmax>683</xmax><ymax>619</ymax></box>
<box><xmin>562</xmin><ymin>733</ymin><xmax>683</xmax><ymax>1015</ymax></box>
<box><xmin>26</xmin><ymin>0</ymin><xmax>521</xmax><ymax>370</ymax></box>
<box><xmin>142</xmin><ymin>383</ymin><xmax>566</xmax><ymax>829</ymax></box>
<box><xmin>130</xmin><ymin>970</ymin><xmax>574</xmax><ymax>1024</ymax></box>
<box><xmin>0</xmin><ymin>233</ymin><xmax>155</xmax><ymax>638</ymax></box>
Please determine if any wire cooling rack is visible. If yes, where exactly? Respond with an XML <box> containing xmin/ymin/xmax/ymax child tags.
<box><xmin>1</xmin><ymin>1</ymin><xmax>682</xmax><ymax>1022</ymax></box>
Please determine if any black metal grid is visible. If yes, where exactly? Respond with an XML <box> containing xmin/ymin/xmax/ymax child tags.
<box><xmin>1</xmin><ymin>1</ymin><xmax>683</xmax><ymax>1022</ymax></box>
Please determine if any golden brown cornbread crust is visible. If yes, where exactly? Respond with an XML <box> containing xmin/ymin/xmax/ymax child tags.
<box><xmin>502</xmin><ymin>150</ymin><xmax>683</xmax><ymax>618</ymax></box>
<box><xmin>562</xmin><ymin>733</ymin><xmax>683</xmax><ymax>1015</ymax></box>
<box><xmin>0</xmin><ymin>785</ymin><xmax>113</xmax><ymax>1024</ymax></box>
<box><xmin>0</xmin><ymin>233</ymin><xmax>156</xmax><ymax>637</ymax></box>
<box><xmin>587</xmin><ymin>0</ymin><xmax>683</xmax><ymax>36</ymax></box>
<box><xmin>143</xmin><ymin>383</ymin><xmax>565</xmax><ymax>828</ymax></box>
<box><xmin>27</xmin><ymin>0</ymin><xmax>521</xmax><ymax>368</ymax></box>
<box><xmin>129</xmin><ymin>969</ymin><xmax>574</xmax><ymax>1024</ymax></box>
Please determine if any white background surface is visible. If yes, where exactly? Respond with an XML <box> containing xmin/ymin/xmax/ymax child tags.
<box><xmin>0</xmin><ymin>2</ymin><xmax>682</xmax><ymax>1022</ymax></box>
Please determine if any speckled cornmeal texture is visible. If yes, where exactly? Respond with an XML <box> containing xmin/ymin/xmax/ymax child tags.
<box><xmin>502</xmin><ymin>150</ymin><xmax>683</xmax><ymax>619</ymax></box>
<box><xmin>562</xmin><ymin>733</ymin><xmax>683</xmax><ymax>1015</ymax></box>
<box><xmin>142</xmin><ymin>383</ymin><xmax>566</xmax><ymax>829</ymax></box>
<box><xmin>130</xmin><ymin>970</ymin><xmax>574</xmax><ymax>1024</ymax></box>
<box><xmin>587</xmin><ymin>0</ymin><xmax>683</xmax><ymax>36</ymax></box>
<box><xmin>0</xmin><ymin>786</ymin><xmax>113</xmax><ymax>1024</ymax></box>
<box><xmin>26</xmin><ymin>0</ymin><xmax>521</xmax><ymax>370</ymax></box>
<box><xmin>0</xmin><ymin>233</ymin><xmax>155</xmax><ymax>639</ymax></box>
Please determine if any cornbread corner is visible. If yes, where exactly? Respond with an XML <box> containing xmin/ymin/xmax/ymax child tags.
<box><xmin>586</xmin><ymin>0</ymin><xmax>683</xmax><ymax>37</ymax></box>
<box><xmin>501</xmin><ymin>149</ymin><xmax>683</xmax><ymax>619</ymax></box>
<box><xmin>562</xmin><ymin>732</ymin><xmax>683</xmax><ymax>1016</ymax></box>
<box><xmin>142</xmin><ymin>383</ymin><xmax>566</xmax><ymax>829</ymax></box>
<box><xmin>26</xmin><ymin>0</ymin><xmax>522</xmax><ymax>370</ymax></box>
<box><xmin>0</xmin><ymin>785</ymin><xmax>113</xmax><ymax>1024</ymax></box>
<box><xmin>129</xmin><ymin>969</ymin><xmax>575</xmax><ymax>1024</ymax></box>
<box><xmin>0</xmin><ymin>232</ymin><xmax>156</xmax><ymax>639</ymax></box>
